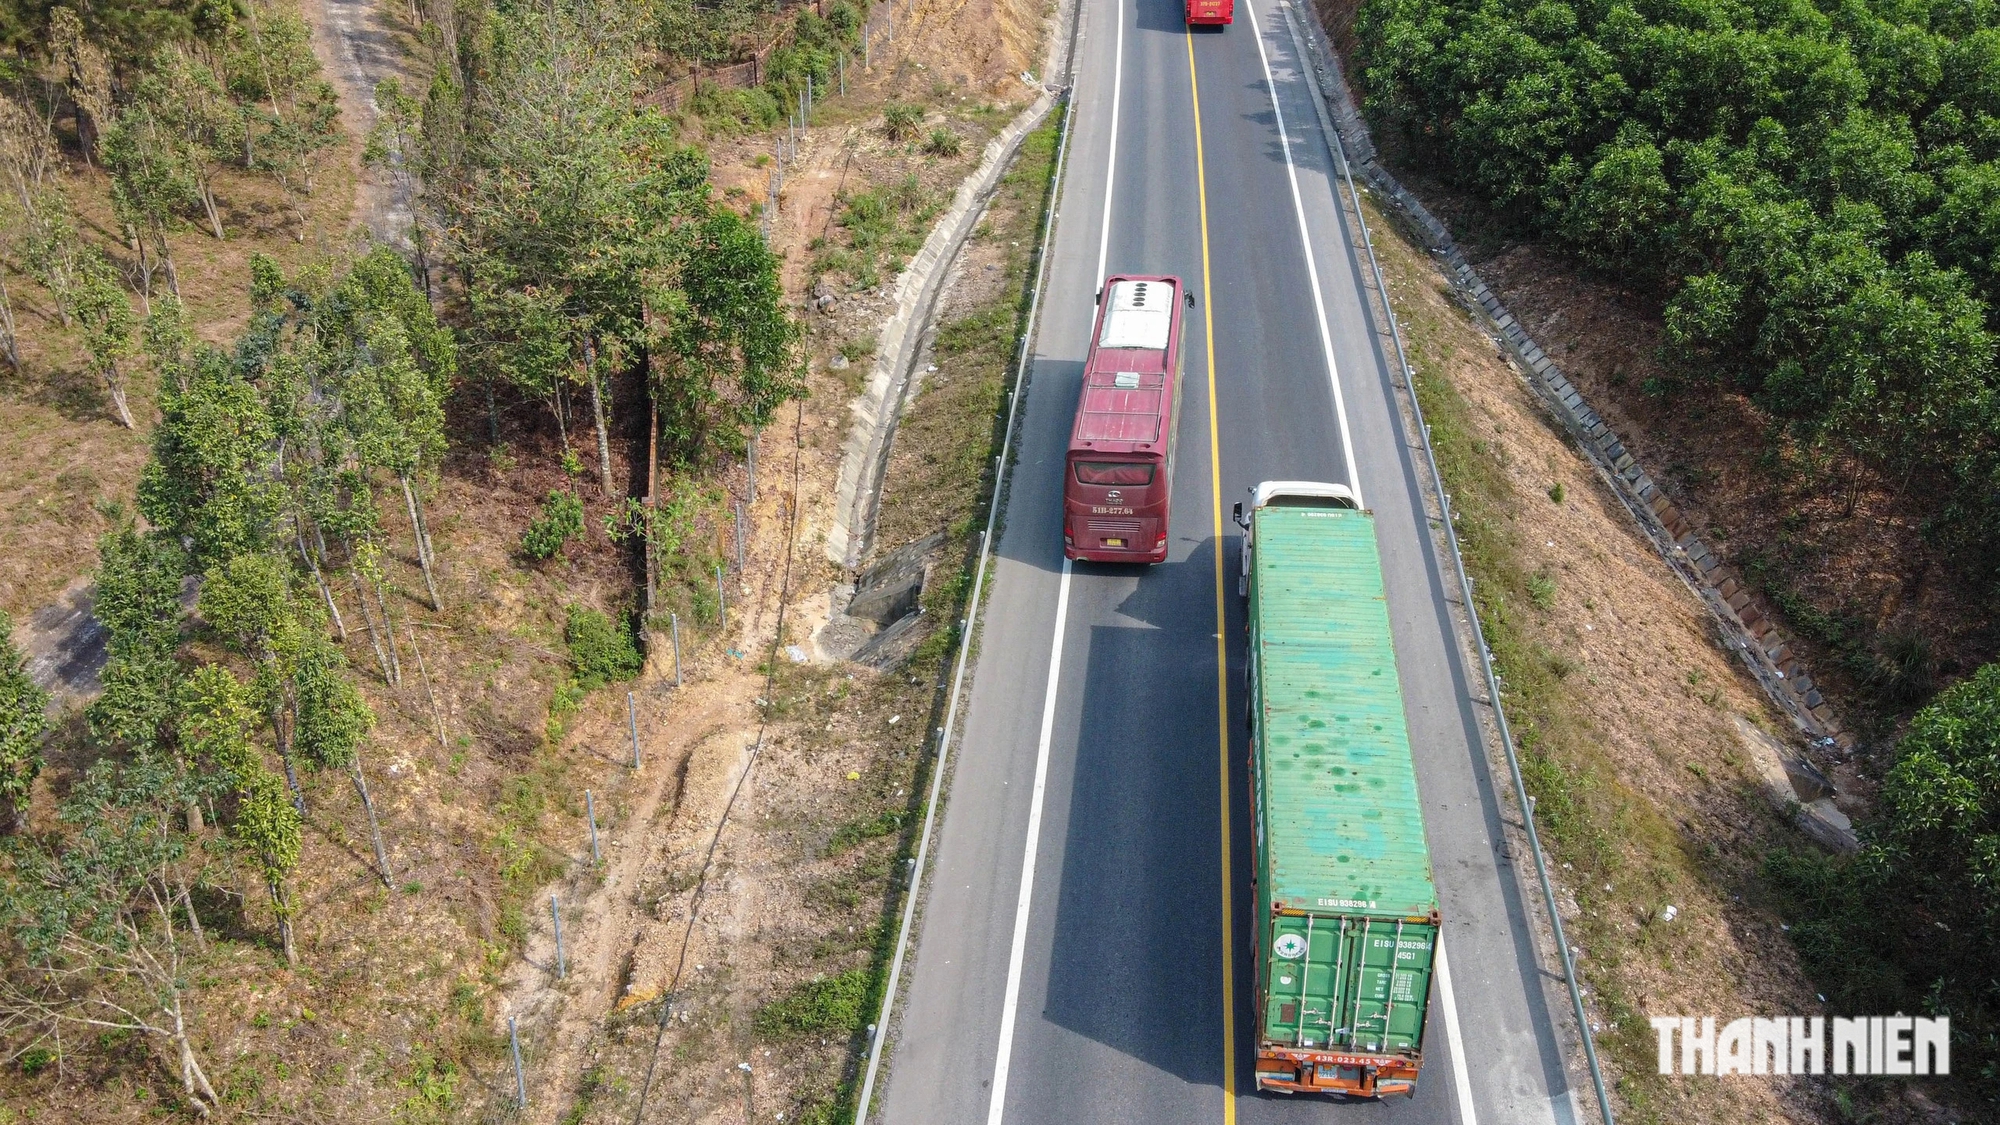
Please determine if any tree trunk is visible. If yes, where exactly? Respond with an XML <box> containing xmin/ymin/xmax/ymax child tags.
<box><xmin>270</xmin><ymin>879</ymin><xmax>296</xmax><ymax>966</ymax></box>
<box><xmin>297</xmin><ymin>523</ymin><xmax>346</xmax><ymax>639</ymax></box>
<box><xmin>127</xmin><ymin>224</ymin><xmax>152</xmax><ymax>312</ymax></box>
<box><xmin>586</xmin><ymin>337</ymin><xmax>612</xmax><ymax>494</ymax></box>
<box><xmin>170</xmin><ymin>998</ymin><xmax>218</xmax><ymax>1113</ymax></box>
<box><xmin>275</xmin><ymin>698</ymin><xmax>305</xmax><ymax>817</ymax></box>
<box><xmin>176</xmin><ymin>874</ymin><xmax>205</xmax><ymax>950</ymax></box>
<box><xmin>103</xmin><ymin>361</ymin><xmax>135</xmax><ymax>428</ymax></box>
<box><xmin>349</xmin><ymin>564</ymin><xmax>393</xmax><ymax>681</ymax></box>
<box><xmin>350</xmin><ymin>756</ymin><xmax>393</xmax><ymax>887</ymax></box>
<box><xmin>0</xmin><ymin>270</ymin><xmax>19</xmax><ymax>371</ymax></box>
<box><xmin>646</xmin><ymin>397</ymin><xmax>660</xmax><ymax>612</ymax></box>
<box><xmin>400</xmin><ymin>474</ymin><xmax>442</xmax><ymax>611</ymax></box>
<box><xmin>198</xmin><ymin>180</ymin><xmax>224</xmax><ymax>240</ymax></box>
<box><xmin>407</xmin><ymin>625</ymin><xmax>448</xmax><ymax>751</ymax></box>
<box><xmin>159</xmin><ymin>231</ymin><xmax>181</xmax><ymax>300</ymax></box>
<box><xmin>373</xmin><ymin>580</ymin><xmax>403</xmax><ymax>684</ymax></box>
<box><xmin>551</xmin><ymin>384</ymin><xmax>571</xmax><ymax>457</ymax></box>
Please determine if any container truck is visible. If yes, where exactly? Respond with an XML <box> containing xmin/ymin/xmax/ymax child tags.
<box><xmin>1231</xmin><ymin>481</ymin><xmax>1440</xmax><ymax>1098</ymax></box>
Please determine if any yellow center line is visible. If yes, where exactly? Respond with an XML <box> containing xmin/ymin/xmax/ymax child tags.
<box><xmin>1186</xmin><ymin>28</ymin><xmax>1237</xmax><ymax>1125</ymax></box>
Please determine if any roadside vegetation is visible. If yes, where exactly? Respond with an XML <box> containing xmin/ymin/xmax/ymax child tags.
<box><xmin>739</xmin><ymin>111</ymin><xmax>1060</xmax><ymax>1125</ymax></box>
<box><xmin>1354</xmin><ymin>0</ymin><xmax>2000</xmax><ymax>1103</ymax></box>
<box><xmin>1356</xmin><ymin>191</ymin><xmax>1841</xmax><ymax>1122</ymax></box>
<box><xmin>0</xmin><ymin>0</ymin><xmax>803</xmax><ymax>1114</ymax></box>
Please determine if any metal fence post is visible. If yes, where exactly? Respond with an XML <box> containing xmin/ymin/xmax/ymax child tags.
<box><xmin>551</xmin><ymin>895</ymin><xmax>565</xmax><ymax>979</ymax></box>
<box><xmin>716</xmin><ymin>565</ymin><xmax>727</xmax><ymax>629</ymax></box>
<box><xmin>839</xmin><ymin>53</ymin><xmax>846</xmax><ymax>96</ymax></box>
<box><xmin>586</xmin><ymin>789</ymin><xmax>600</xmax><ymax>864</ymax></box>
<box><xmin>509</xmin><ymin>1016</ymin><xmax>526</xmax><ymax>1106</ymax></box>
<box><xmin>628</xmin><ymin>692</ymin><xmax>640</xmax><ymax>770</ymax></box>
<box><xmin>735</xmin><ymin>502</ymin><xmax>746</xmax><ymax>572</ymax></box>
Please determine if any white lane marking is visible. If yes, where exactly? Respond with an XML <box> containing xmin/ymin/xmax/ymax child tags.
<box><xmin>986</xmin><ymin>1</ymin><xmax>1123</xmax><ymax>1120</ymax></box>
<box><xmin>1246</xmin><ymin>4</ymin><xmax>1472</xmax><ymax>1120</ymax></box>
<box><xmin>986</xmin><ymin>557</ymin><xmax>1074</xmax><ymax>1125</ymax></box>
<box><xmin>851</xmin><ymin>55</ymin><xmax>1089</xmax><ymax>1125</ymax></box>
<box><xmin>1242</xmin><ymin>0</ymin><xmax>1363</xmax><ymax>508</ymax></box>
<box><xmin>1437</xmin><ymin>938</ymin><xmax>1480</xmax><ymax>1125</ymax></box>
<box><xmin>1094</xmin><ymin>0</ymin><xmax>1124</xmax><ymax>286</ymax></box>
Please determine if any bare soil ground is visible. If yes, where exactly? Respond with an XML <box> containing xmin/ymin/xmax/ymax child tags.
<box><xmin>481</xmin><ymin>4</ymin><xmax>1058</xmax><ymax>1124</ymax></box>
<box><xmin>1361</xmin><ymin>194</ymin><xmax>1850</xmax><ymax>1125</ymax></box>
<box><xmin>1</xmin><ymin>0</ymin><xmax>1053</xmax><ymax>1117</ymax></box>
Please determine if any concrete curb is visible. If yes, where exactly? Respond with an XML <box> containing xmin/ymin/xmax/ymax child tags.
<box><xmin>1286</xmin><ymin>2</ymin><xmax>1850</xmax><ymax>756</ymax></box>
<box><xmin>826</xmin><ymin>87</ymin><xmax>1062</xmax><ymax>569</ymax></box>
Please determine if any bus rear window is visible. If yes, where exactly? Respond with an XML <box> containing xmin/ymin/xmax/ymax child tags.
<box><xmin>1074</xmin><ymin>461</ymin><xmax>1155</xmax><ymax>485</ymax></box>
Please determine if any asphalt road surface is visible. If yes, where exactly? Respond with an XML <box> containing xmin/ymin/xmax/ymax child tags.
<box><xmin>875</xmin><ymin>0</ymin><xmax>1583</xmax><ymax>1121</ymax></box>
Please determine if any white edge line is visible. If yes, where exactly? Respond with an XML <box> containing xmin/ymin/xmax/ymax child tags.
<box><xmin>850</xmin><ymin>36</ymin><xmax>1085</xmax><ymax>1125</ymax></box>
<box><xmin>1242</xmin><ymin>0</ymin><xmax>1363</xmax><ymax>509</ymax></box>
<box><xmin>989</xmin><ymin>3</ymin><xmax>1121</xmax><ymax>1119</ymax></box>
<box><xmin>985</xmin><ymin>558</ymin><xmax>1073</xmax><ymax>1125</ymax></box>
<box><xmin>1437</xmin><ymin>938</ymin><xmax>1481</xmax><ymax>1125</ymax></box>
<box><xmin>1249</xmin><ymin>4</ymin><xmax>1476</xmax><ymax>1121</ymax></box>
<box><xmin>1094</xmin><ymin>0</ymin><xmax>1124</xmax><ymax>287</ymax></box>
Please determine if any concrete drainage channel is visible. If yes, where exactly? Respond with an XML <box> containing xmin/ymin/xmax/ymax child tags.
<box><xmin>1287</xmin><ymin>0</ymin><xmax>1859</xmax><ymax>852</ymax></box>
<box><xmin>824</xmin><ymin>79</ymin><xmax>1065</xmax><ymax>573</ymax></box>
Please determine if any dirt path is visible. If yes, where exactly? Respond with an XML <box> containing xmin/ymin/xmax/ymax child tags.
<box><xmin>305</xmin><ymin>0</ymin><xmax>415</xmax><ymax>245</ymax></box>
<box><xmin>501</xmin><ymin>684</ymin><xmax>754</xmax><ymax>1125</ymax></box>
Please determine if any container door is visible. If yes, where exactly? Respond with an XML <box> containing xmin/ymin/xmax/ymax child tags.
<box><xmin>1262</xmin><ymin>915</ymin><xmax>1434</xmax><ymax>1054</ymax></box>
<box><xmin>1340</xmin><ymin>920</ymin><xmax>1435</xmax><ymax>1055</ymax></box>
<box><xmin>1262</xmin><ymin>916</ymin><xmax>1339</xmax><ymax>1049</ymax></box>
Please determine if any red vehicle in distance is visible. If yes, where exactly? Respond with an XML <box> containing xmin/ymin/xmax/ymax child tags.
<box><xmin>1186</xmin><ymin>0</ymin><xmax>1233</xmax><ymax>25</ymax></box>
<box><xmin>1063</xmin><ymin>275</ymin><xmax>1190</xmax><ymax>564</ymax></box>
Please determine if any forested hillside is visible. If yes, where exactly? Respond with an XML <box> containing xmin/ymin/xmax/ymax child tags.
<box><xmin>0</xmin><ymin>0</ymin><xmax>807</xmax><ymax>1113</ymax></box>
<box><xmin>1354</xmin><ymin>0</ymin><xmax>2000</xmax><ymax>1105</ymax></box>
<box><xmin>1358</xmin><ymin>0</ymin><xmax>2000</xmax><ymax>564</ymax></box>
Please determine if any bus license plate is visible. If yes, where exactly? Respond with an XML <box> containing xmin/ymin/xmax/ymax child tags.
<box><xmin>1104</xmin><ymin>537</ymin><xmax>1125</xmax><ymax>547</ymax></box>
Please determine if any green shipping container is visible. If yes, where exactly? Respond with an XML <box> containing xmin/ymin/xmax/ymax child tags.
<box><xmin>1246</xmin><ymin>501</ymin><xmax>1438</xmax><ymax>1096</ymax></box>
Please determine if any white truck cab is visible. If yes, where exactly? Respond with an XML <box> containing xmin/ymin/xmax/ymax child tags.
<box><xmin>1231</xmin><ymin>480</ymin><xmax>1359</xmax><ymax>597</ymax></box>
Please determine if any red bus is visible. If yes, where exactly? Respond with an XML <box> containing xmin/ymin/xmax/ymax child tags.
<box><xmin>1187</xmin><ymin>0</ymin><xmax>1233</xmax><ymax>25</ymax></box>
<box><xmin>1063</xmin><ymin>275</ymin><xmax>1189</xmax><ymax>564</ymax></box>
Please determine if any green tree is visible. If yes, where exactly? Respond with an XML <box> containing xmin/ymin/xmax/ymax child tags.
<box><xmin>231</xmin><ymin>763</ymin><xmax>303</xmax><ymax>964</ymax></box>
<box><xmin>101</xmin><ymin>101</ymin><xmax>194</xmax><ymax>300</ymax></box>
<box><xmin>87</xmin><ymin>524</ymin><xmax>187</xmax><ymax>753</ymax></box>
<box><xmin>138</xmin><ymin>348</ymin><xmax>280</xmax><ymax>565</ymax></box>
<box><xmin>134</xmin><ymin>44</ymin><xmax>239</xmax><ymax>239</ymax></box>
<box><xmin>0</xmin><ymin>756</ymin><xmax>220</xmax><ymax>1112</ymax></box>
<box><xmin>0</xmin><ymin>610</ymin><xmax>49</xmax><ymax>827</ymax></box>
<box><xmin>71</xmin><ymin>245</ymin><xmax>139</xmax><ymax>428</ymax></box>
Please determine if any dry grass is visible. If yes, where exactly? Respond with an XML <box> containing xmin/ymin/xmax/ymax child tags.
<box><xmin>1362</xmin><ymin>194</ymin><xmax>1848</xmax><ymax>1125</ymax></box>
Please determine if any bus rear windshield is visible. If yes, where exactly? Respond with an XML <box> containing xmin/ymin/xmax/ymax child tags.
<box><xmin>1074</xmin><ymin>461</ymin><xmax>1155</xmax><ymax>486</ymax></box>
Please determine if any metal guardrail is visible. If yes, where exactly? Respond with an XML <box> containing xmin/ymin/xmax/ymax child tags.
<box><xmin>1275</xmin><ymin>4</ymin><xmax>1617</xmax><ymax>1121</ymax></box>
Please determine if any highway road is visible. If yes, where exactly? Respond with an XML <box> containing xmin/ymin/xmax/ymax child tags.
<box><xmin>872</xmin><ymin>0</ymin><xmax>1584</xmax><ymax>1121</ymax></box>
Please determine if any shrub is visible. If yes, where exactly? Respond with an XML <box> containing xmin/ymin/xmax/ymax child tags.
<box><xmin>522</xmin><ymin>490</ymin><xmax>585</xmax><ymax>560</ymax></box>
<box><xmin>881</xmin><ymin>101</ymin><xmax>922</xmax><ymax>141</ymax></box>
<box><xmin>754</xmin><ymin>968</ymin><xmax>871</xmax><ymax>1036</ymax></box>
<box><xmin>922</xmin><ymin>126</ymin><xmax>962</xmax><ymax>157</ymax></box>
<box><xmin>565</xmin><ymin>605</ymin><xmax>642</xmax><ymax>691</ymax></box>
